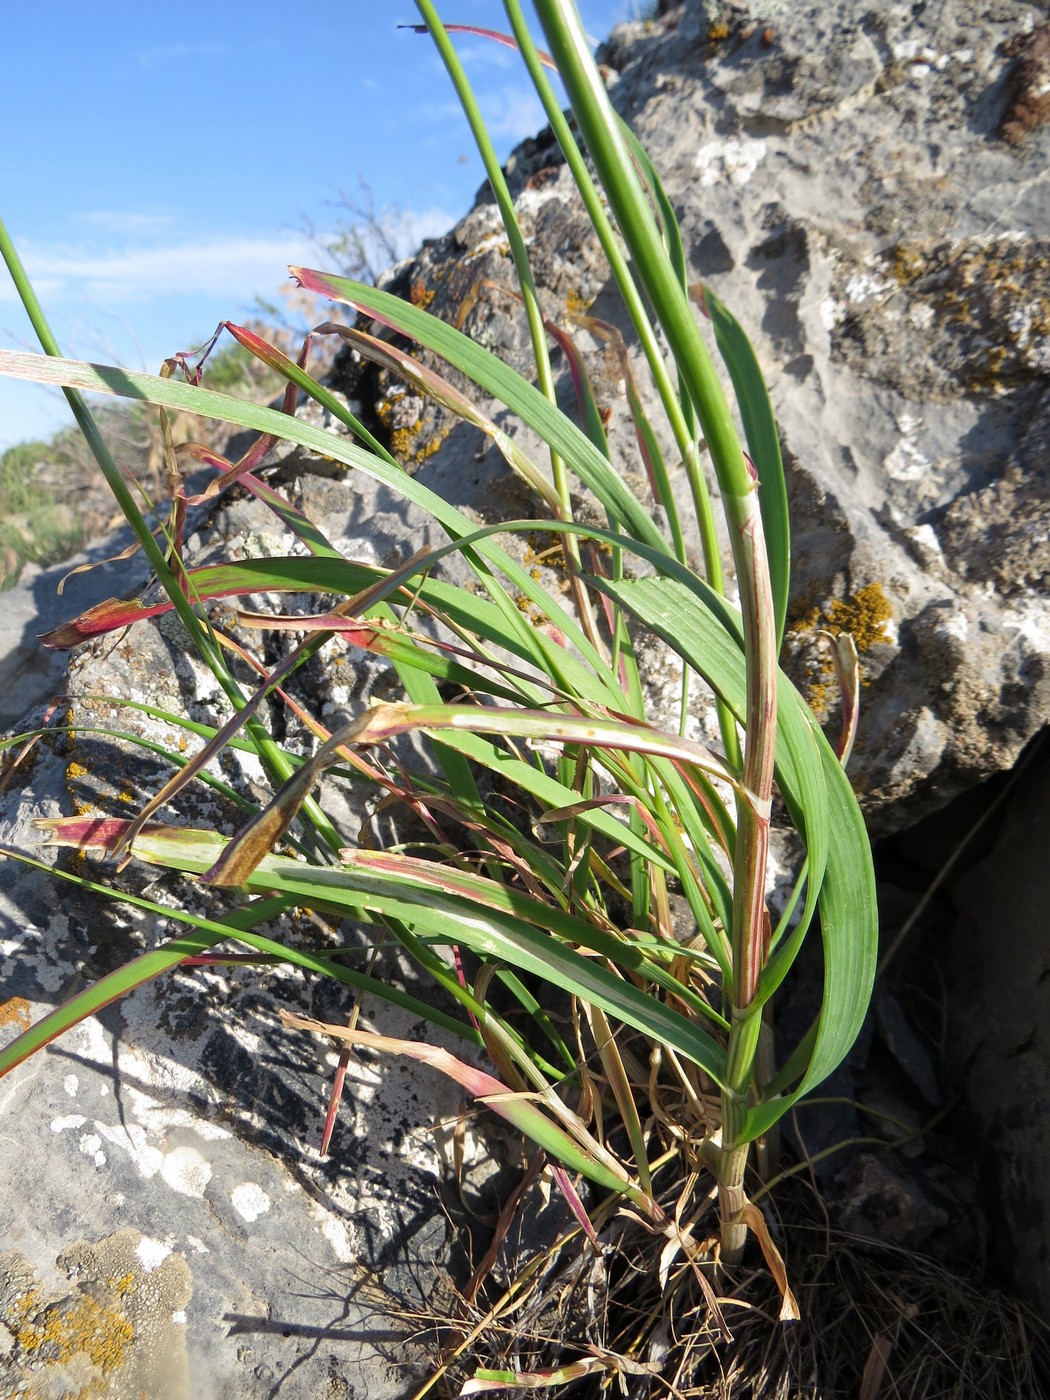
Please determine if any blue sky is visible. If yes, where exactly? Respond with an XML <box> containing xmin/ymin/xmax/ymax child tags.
<box><xmin>1</xmin><ymin>2</ymin><xmax>636</xmax><ymax>451</ymax></box>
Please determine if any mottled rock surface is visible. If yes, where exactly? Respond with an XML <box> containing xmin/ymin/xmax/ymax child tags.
<box><xmin>0</xmin><ymin>529</ymin><xmax>144</xmax><ymax>730</ymax></box>
<box><xmin>0</xmin><ymin>712</ymin><xmax>461</xmax><ymax>1397</ymax></box>
<box><xmin>0</xmin><ymin>469</ymin><xmax>523</xmax><ymax>1394</ymax></box>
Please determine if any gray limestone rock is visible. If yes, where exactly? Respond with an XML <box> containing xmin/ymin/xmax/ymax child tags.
<box><xmin>0</xmin><ymin>529</ymin><xmax>146</xmax><ymax>731</ymax></box>
<box><xmin>0</xmin><ymin>581</ymin><xmax>473</xmax><ymax>1393</ymax></box>
<box><xmin>0</xmin><ymin>453</ymin><xmax>531</xmax><ymax>1394</ymax></box>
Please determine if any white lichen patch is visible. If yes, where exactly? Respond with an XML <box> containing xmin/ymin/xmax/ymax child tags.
<box><xmin>883</xmin><ymin>438</ymin><xmax>931</xmax><ymax>483</ymax></box>
<box><xmin>242</xmin><ymin>530</ymin><xmax>288</xmax><ymax>560</ymax></box>
<box><xmin>911</xmin><ymin>524</ymin><xmax>943</xmax><ymax>556</ymax></box>
<box><xmin>1002</xmin><ymin>603</ymin><xmax>1050</xmax><ymax>654</ymax></box>
<box><xmin>50</xmin><ymin>1113</ymin><xmax>87</xmax><ymax>1134</ymax></box>
<box><xmin>23</xmin><ymin>933</ymin><xmax>67</xmax><ymax>994</ymax></box>
<box><xmin>937</xmin><ymin>611</ymin><xmax>970</xmax><ymax>643</ymax></box>
<box><xmin>513</xmin><ymin>181</ymin><xmax>567</xmax><ymax>217</ymax></box>
<box><xmin>465</xmin><ymin>230</ymin><xmax>512</xmax><ymax>263</ymax></box>
<box><xmin>891</xmin><ymin>37</ymin><xmax>946</xmax><ymax>69</ymax></box>
<box><xmin>895</xmin><ymin>410</ymin><xmax>924</xmax><ymax>435</ymax></box>
<box><xmin>63</xmin><ymin>1074</ymin><xmax>79</xmax><ymax>1098</ymax></box>
<box><xmin>1007</xmin><ymin>305</ymin><xmax>1050</xmax><ymax>372</ymax></box>
<box><xmin>694</xmin><ymin>136</ymin><xmax>767</xmax><ymax>187</ymax></box>
<box><xmin>79</xmin><ymin>1132</ymin><xmax>107</xmax><ymax>1169</ymax></box>
<box><xmin>845</xmin><ymin>270</ymin><xmax>892</xmax><ymax>304</ymax></box>
<box><xmin>159</xmin><ymin>1145</ymin><xmax>213</xmax><ymax>1197</ymax></box>
<box><xmin>96</xmin><ymin>1121</ymin><xmax>165</xmax><ymax>1179</ymax></box>
<box><xmin>230</xmin><ymin>1182</ymin><xmax>272</xmax><ymax>1223</ymax></box>
<box><xmin>320</xmin><ymin>1212</ymin><xmax>354</xmax><ymax>1264</ymax></box>
<box><xmin>819</xmin><ymin>296</ymin><xmax>845</xmax><ymax>330</ymax></box>
<box><xmin>51</xmin><ymin>1049</ymin><xmax>224</xmax><ymax>1197</ymax></box>
<box><xmin>123</xmin><ymin>1085</ymin><xmax>230</xmax><ymax>1143</ymax></box>
<box><xmin>135</xmin><ymin>1235</ymin><xmax>173</xmax><ymax>1272</ymax></box>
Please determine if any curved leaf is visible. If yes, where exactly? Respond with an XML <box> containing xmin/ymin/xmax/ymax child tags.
<box><xmin>590</xmin><ymin>573</ymin><xmax>876</xmax><ymax>1131</ymax></box>
<box><xmin>36</xmin><ymin>818</ymin><xmax>728</xmax><ymax>1086</ymax></box>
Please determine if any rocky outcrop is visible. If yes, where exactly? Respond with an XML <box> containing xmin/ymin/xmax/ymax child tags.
<box><xmin>1</xmin><ymin>1</ymin><xmax>1049</xmax><ymax>1384</ymax></box>
<box><xmin>347</xmin><ymin>0</ymin><xmax>1049</xmax><ymax>833</ymax></box>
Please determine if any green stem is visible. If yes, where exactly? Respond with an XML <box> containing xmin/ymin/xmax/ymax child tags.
<box><xmin>503</xmin><ymin>2</ymin><xmax>744</xmax><ymax>756</ymax></box>
<box><xmin>532</xmin><ymin>3</ymin><xmax>779</xmax><ymax>1261</ymax></box>
<box><xmin>414</xmin><ymin>1</ymin><xmax>606</xmax><ymax>663</ymax></box>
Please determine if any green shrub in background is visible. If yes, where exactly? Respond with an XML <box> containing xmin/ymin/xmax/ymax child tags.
<box><xmin>0</xmin><ymin>439</ymin><xmax>86</xmax><ymax>587</ymax></box>
<box><xmin>0</xmin><ymin>0</ymin><xmax>877</xmax><ymax>1369</ymax></box>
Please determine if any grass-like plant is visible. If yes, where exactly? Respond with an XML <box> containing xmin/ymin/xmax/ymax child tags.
<box><xmin>0</xmin><ymin>0</ymin><xmax>877</xmax><ymax>1359</ymax></box>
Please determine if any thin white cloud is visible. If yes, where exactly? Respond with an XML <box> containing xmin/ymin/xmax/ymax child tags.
<box><xmin>76</xmin><ymin>210</ymin><xmax>176</xmax><ymax>235</ymax></box>
<box><xmin>0</xmin><ymin>277</ymin><xmax>65</xmax><ymax>307</ymax></box>
<box><xmin>481</xmin><ymin>87</ymin><xmax>548</xmax><ymax>140</ymax></box>
<box><xmin>137</xmin><ymin>42</ymin><xmax>230</xmax><ymax>71</ymax></box>
<box><xmin>395</xmin><ymin>204</ymin><xmax>459</xmax><ymax>245</ymax></box>
<box><xmin>419</xmin><ymin>97</ymin><xmax>469</xmax><ymax>126</ymax></box>
<box><xmin>0</xmin><ymin>208</ymin><xmax>460</xmax><ymax>312</ymax></box>
<box><xmin>417</xmin><ymin>83</ymin><xmax>547</xmax><ymax>145</ymax></box>
<box><xmin>455</xmin><ymin>42</ymin><xmax>515</xmax><ymax>72</ymax></box>
<box><xmin>4</xmin><ymin>234</ymin><xmax>320</xmax><ymax>305</ymax></box>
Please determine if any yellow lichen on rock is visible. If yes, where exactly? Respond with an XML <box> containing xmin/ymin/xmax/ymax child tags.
<box><xmin>0</xmin><ymin>996</ymin><xmax>31</xmax><ymax>1032</ymax></box>
<box><xmin>8</xmin><ymin>1286</ymin><xmax>133</xmax><ymax>1395</ymax></box>
<box><xmin>790</xmin><ymin>582</ymin><xmax>894</xmax><ymax>719</ymax></box>
<box><xmin>564</xmin><ymin>287</ymin><xmax>592</xmax><ymax>318</ymax></box>
<box><xmin>824</xmin><ymin>582</ymin><xmax>894</xmax><ymax>652</ymax></box>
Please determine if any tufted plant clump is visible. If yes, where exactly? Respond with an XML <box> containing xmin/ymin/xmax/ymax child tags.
<box><xmin>0</xmin><ymin>0</ymin><xmax>876</xmax><ymax>1372</ymax></box>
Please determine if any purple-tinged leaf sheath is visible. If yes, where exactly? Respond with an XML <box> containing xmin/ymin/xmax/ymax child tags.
<box><xmin>40</xmin><ymin>596</ymin><xmax>171</xmax><ymax>648</ymax></box>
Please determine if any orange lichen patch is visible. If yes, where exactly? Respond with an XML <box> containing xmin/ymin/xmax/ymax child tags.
<box><xmin>375</xmin><ymin>385</ymin><xmax>453</xmax><ymax>468</ymax></box>
<box><xmin>66</xmin><ymin>760</ymin><xmax>89</xmax><ymax>780</ymax></box>
<box><xmin>409</xmin><ymin>279</ymin><xmax>436</xmax><ymax>311</ymax></box>
<box><xmin>106</xmin><ymin>1272</ymin><xmax>137</xmax><ymax>1299</ymax></box>
<box><xmin>512</xmin><ymin>593</ymin><xmax>551</xmax><ymax>628</ymax></box>
<box><xmin>389</xmin><ymin>422</ymin><xmax>449</xmax><ymax>465</ymax></box>
<box><xmin>889</xmin><ymin>243</ymin><xmax>926</xmax><ymax>286</ymax></box>
<box><xmin>879</xmin><ymin>235</ymin><xmax>1050</xmax><ymax>393</ymax></box>
<box><xmin>11</xmin><ymin>1289</ymin><xmax>133</xmax><ymax>1378</ymax></box>
<box><xmin>707</xmin><ymin>22</ymin><xmax>730</xmax><ymax>42</ymax></box>
<box><xmin>0</xmin><ymin>997</ymin><xmax>32</xmax><ymax>1033</ymax></box>
<box><xmin>523</xmin><ymin>531</ymin><xmax>564</xmax><ymax>571</ymax></box>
